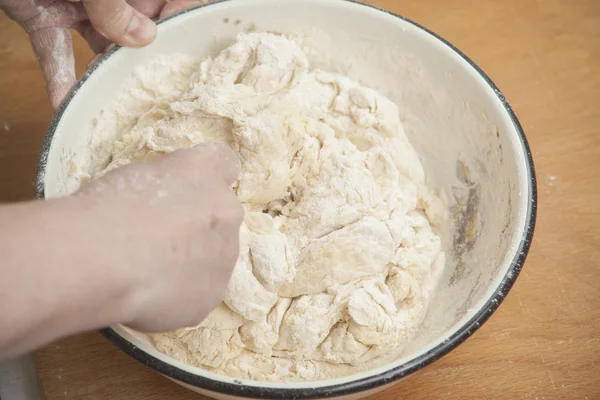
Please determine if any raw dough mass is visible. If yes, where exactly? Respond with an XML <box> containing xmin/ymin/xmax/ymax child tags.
<box><xmin>90</xmin><ymin>33</ymin><xmax>446</xmax><ymax>381</ymax></box>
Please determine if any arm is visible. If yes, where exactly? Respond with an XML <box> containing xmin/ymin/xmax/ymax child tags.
<box><xmin>0</xmin><ymin>197</ymin><xmax>136</xmax><ymax>359</ymax></box>
<box><xmin>0</xmin><ymin>144</ymin><xmax>243</xmax><ymax>359</ymax></box>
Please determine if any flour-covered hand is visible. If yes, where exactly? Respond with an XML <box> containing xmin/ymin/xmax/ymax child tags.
<box><xmin>0</xmin><ymin>0</ymin><xmax>211</xmax><ymax>110</ymax></box>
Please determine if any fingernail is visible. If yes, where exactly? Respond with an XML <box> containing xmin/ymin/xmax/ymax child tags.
<box><xmin>125</xmin><ymin>10</ymin><xmax>157</xmax><ymax>46</ymax></box>
<box><xmin>87</xmin><ymin>53</ymin><xmax>102</xmax><ymax>69</ymax></box>
<box><xmin>127</xmin><ymin>15</ymin><xmax>141</xmax><ymax>33</ymax></box>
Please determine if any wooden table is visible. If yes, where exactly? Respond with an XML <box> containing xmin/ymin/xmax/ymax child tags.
<box><xmin>1</xmin><ymin>0</ymin><xmax>599</xmax><ymax>398</ymax></box>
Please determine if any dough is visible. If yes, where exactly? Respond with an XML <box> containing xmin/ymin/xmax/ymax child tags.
<box><xmin>91</xmin><ymin>33</ymin><xmax>446</xmax><ymax>381</ymax></box>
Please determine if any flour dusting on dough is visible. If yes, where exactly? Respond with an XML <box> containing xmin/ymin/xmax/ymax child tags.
<box><xmin>88</xmin><ymin>33</ymin><xmax>446</xmax><ymax>381</ymax></box>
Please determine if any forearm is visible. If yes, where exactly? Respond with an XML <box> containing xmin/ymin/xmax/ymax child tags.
<box><xmin>0</xmin><ymin>198</ymin><xmax>136</xmax><ymax>359</ymax></box>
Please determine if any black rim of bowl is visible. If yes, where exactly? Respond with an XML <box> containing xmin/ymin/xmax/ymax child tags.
<box><xmin>35</xmin><ymin>1</ymin><xmax>537</xmax><ymax>398</ymax></box>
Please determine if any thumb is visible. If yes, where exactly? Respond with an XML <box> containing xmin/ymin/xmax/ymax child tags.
<box><xmin>82</xmin><ymin>0</ymin><xmax>156</xmax><ymax>47</ymax></box>
<box><xmin>159</xmin><ymin>0</ymin><xmax>206</xmax><ymax>20</ymax></box>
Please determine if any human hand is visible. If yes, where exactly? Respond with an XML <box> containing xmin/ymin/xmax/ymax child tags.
<box><xmin>1</xmin><ymin>0</ymin><xmax>208</xmax><ymax>110</ymax></box>
<box><xmin>77</xmin><ymin>143</ymin><xmax>243</xmax><ymax>332</ymax></box>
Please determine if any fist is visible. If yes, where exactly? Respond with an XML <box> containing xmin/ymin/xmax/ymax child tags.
<box><xmin>78</xmin><ymin>143</ymin><xmax>244</xmax><ymax>332</ymax></box>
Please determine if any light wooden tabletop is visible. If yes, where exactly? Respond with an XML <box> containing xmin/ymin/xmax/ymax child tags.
<box><xmin>1</xmin><ymin>0</ymin><xmax>599</xmax><ymax>399</ymax></box>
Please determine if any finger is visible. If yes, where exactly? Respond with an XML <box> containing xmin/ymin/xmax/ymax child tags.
<box><xmin>159</xmin><ymin>0</ymin><xmax>207</xmax><ymax>20</ymax></box>
<box><xmin>74</xmin><ymin>21</ymin><xmax>112</xmax><ymax>54</ymax></box>
<box><xmin>29</xmin><ymin>28</ymin><xmax>77</xmax><ymax>111</ymax></box>
<box><xmin>3</xmin><ymin>0</ymin><xmax>87</xmax><ymax>30</ymax></box>
<box><xmin>128</xmin><ymin>0</ymin><xmax>167</xmax><ymax>20</ymax></box>
<box><xmin>81</xmin><ymin>0</ymin><xmax>157</xmax><ymax>47</ymax></box>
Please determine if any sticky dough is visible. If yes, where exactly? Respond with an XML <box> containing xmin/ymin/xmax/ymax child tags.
<box><xmin>91</xmin><ymin>33</ymin><xmax>446</xmax><ymax>381</ymax></box>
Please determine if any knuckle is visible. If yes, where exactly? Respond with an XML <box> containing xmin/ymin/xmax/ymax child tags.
<box><xmin>195</xmin><ymin>143</ymin><xmax>238</xmax><ymax>166</ymax></box>
<box><xmin>165</xmin><ymin>144</ymin><xmax>240</xmax><ymax>183</ymax></box>
<box><xmin>214</xmin><ymin>143</ymin><xmax>237</xmax><ymax>160</ymax></box>
<box><xmin>168</xmin><ymin>147</ymin><xmax>216</xmax><ymax>169</ymax></box>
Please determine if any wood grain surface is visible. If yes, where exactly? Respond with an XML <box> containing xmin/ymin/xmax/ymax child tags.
<box><xmin>1</xmin><ymin>0</ymin><xmax>599</xmax><ymax>399</ymax></box>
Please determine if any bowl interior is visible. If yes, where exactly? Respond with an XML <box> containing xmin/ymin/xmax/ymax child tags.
<box><xmin>39</xmin><ymin>0</ymin><xmax>533</xmax><ymax>391</ymax></box>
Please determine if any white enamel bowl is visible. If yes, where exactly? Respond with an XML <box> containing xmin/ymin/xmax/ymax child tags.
<box><xmin>36</xmin><ymin>0</ymin><xmax>536</xmax><ymax>399</ymax></box>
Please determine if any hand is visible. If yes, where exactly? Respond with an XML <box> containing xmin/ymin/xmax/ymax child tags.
<box><xmin>1</xmin><ymin>0</ymin><xmax>208</xmax><ymax>110</ymax></box>
<box><xmin>77</xmin><ymin>143</ymin><xmax>244</xmax><ymax>332</ymax></box>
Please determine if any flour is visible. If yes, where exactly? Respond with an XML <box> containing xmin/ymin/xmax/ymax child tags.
<box><xmin>88</xmin><ymin>32</ymin><xmax>446</xmax><ymax>381</ymax></box>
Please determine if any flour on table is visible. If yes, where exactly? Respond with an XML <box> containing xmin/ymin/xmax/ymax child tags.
<box><xmin>88</xmin><ymin>32</ymin><xmax>446</xmax><ymax>381</ymax></box>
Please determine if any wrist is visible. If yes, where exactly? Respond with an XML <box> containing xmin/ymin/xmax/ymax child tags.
<box><xmin>51</xmin><ymin>195</ymin><xmax>141</xmax><ymax>327</ymax></box>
